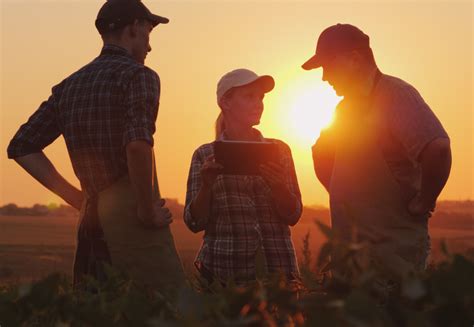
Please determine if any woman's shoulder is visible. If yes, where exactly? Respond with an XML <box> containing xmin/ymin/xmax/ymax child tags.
<box><xmin>192</xmin><ymin>142</ymin><xmax>215</xmax><ymax>160</ymax></box>
<box><xmin>264</xmin><ymin>138</ymin><xmax>292</xmax><ymax>152</ymax></box>
<box><xmin>264</xmin><ymin>138</ymin><xmax>295</xmax><ymax>161</ymax></box>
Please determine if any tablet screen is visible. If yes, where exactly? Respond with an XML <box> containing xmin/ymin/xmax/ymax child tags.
<box><xmin>213</xmin><ymin>140</ymin><xmax>279</xmax><ymax>175</ymax></box>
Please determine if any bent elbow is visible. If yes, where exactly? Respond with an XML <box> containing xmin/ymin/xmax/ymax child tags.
<box><xmin>185</xmin><ymin>220</ymin><xmax>205</xmax><ymax>233</ymax></box>
<box><xmin>286</xmin><ymin>202</ymin><xmax>302</xmax><ymax>226</ymax></box>
<box><xmin>434</xmin><ymin>138</ymin><xmax>452</xmax><ymax>164</ymax></box>
<box><xmin>287</xmin><ymin>217</ymin><xmax>299</xmax><ymax>227</ymax></box>
<box><xmin>419</xmin><ymin>137</ymin><xmax>451</xmax><ymax>163</ymax></box>
<box><xmin>125</xmin><ymin>140</ymin><xmax>152</xmax><ymax>155</ymax></box>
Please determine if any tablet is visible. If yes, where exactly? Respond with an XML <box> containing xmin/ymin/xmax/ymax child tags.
<box><xmin>213</xmin><ymin>140</ymin><xmax>279</xmax><ymax>175</ymax></box>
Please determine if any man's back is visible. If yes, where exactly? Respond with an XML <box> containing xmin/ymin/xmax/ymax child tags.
<box><xmin>6</xmin><ymin>0</ymin><xmax>185</xmax><ymax>298</ymax></box>
<box><xmin>8</xmin><ymin>45</ymin><xmax>160</xmax><ymax>196</ymax></box>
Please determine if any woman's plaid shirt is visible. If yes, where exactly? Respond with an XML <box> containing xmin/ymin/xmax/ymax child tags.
<box><xmin>7</xmin><ymin>45</ymin><xmax>160</xmax><ymax>196</ymax></box>
<box><xmin>184</xmin><ymin>133</ymin><xmax>302</xmax><ymax>282</ymax></box>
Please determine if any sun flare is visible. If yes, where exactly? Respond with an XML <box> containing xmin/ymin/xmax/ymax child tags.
<box><xmin>262</xmin><ymin>72</ymin><xmax>341</xmax><ymax>149</ymax></box>
<box><xmin>287</xmin><ymin>87</ymin><xmax>339</xmax><ymax>146</ymax></box>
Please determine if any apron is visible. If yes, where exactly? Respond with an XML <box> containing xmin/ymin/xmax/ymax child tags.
<box><xmin>329</xmin><ymin>77</ymin><xmax>430</xmax><ymax>277</ymax></box>
<box><xmin>73</xmin><ymin>156</ymin><xmax>185</xmax><ymax>299</ymax></box>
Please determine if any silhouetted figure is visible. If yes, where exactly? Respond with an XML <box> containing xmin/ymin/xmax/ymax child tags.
<box><xmin>7</xmin><ymin>0</ymin><xmax>184</xmax><ymax>299</ymax></box>
<box><xmin>184</xmin><ymin>69</ymin><xmax>302</xmax><ymax>285</ymax></box>
<box><xmin>302</xmin><ymin>24</ymin><xmax>451</xmax><ymax>276</ymax></box>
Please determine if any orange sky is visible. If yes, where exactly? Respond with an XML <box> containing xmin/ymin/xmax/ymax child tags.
<box><xmin>1</xmin><ymin>1</ymin><xmax>473</xmax><ymax>207</ymax></box>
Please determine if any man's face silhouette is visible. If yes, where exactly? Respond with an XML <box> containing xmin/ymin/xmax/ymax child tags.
<box><xmin>321</xmin><ymin>51</ymin><xmax>359</xmax><ymax>97</ymax></box>
<box><xmin>130</xmin><ymin>20</ymin><xmax>154</xmax><ymax>64</ymax></box>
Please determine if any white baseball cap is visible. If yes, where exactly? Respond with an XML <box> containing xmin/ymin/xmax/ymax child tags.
<box><xmin>216</xmin><ymin>68</ymin><xmax>275</xmax><ymax>102</ymax></box>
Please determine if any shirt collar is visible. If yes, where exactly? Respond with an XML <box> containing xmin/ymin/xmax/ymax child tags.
<box><xmin>344</xmin><ymin>68</ymin><xmax>382</xmax><ymax>107</ymax></box>
<box><xmin>217</xmin><ymin>128</ymin><xmax>265</xmax><ymax>142</ymax></box>
<box><xmin>99</xmin><ymin>44</ymin><xmax>133</xmax><ymax>59</ymax></box>
<box><xmin>360</xmin><ymin>67</ymin><xmax>380</xmax><ymax>97</ymax></box>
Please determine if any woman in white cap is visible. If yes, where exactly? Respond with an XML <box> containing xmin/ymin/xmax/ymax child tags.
<box><xmin>184</xmin><ymin>68</ymin><xmax>302</xmax><ymax>285</ymax></box>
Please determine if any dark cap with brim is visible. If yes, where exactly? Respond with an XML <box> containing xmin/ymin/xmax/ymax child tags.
<box><xmin>96</xmin><ymin>0</ymin><xmax>169</xmax><ymax>35</ymax></box>
<box><xmin>302</xmin><ymin>23</ymin><xmax>370</xmax><ymax>70</ymax></box>
<box><xmin>302</xmin><ymin>54</ymin><xmax>323</xmax><ymax>70</ymax></box>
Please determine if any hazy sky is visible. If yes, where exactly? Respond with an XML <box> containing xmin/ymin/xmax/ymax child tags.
<box><xmin>1</xmin><ymin>0</ymin><xmax>473</xmax><ymax>207</ymax></box>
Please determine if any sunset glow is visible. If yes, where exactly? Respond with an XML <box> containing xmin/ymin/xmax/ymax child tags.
<box><xmin>1</xmin><ymin>1</ymin><xmax>472</xmax><ymax>207</ymax></box>
<box><xmin>285</xmin><ymin>80</ymin><xmax>340</xmax><ymax>147</ymax></box>
<box><xmin>262</xmin><ymin>73</ymin><xmax>341</xmax><ymax>149</ymax></box>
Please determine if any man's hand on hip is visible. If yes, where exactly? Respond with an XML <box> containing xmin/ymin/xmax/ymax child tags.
<box><xmin>408</xmin><ymin>193</ymin><xmax>436</xmax><ymax>218</ymax></box>
<box><xmin>138</xmin><ymin>198</ymin><xmax>173</xmax><ymax>228</ymax></box>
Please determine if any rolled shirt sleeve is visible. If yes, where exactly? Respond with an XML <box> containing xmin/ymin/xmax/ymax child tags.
<box><xmin>312</xmin><ymin>129</ymin><xmax>335</xmax><ymax>189</ymax></box>
<box><xmin>7</xmin><ymin>91</ymin><xmax>61</xmax><ymax>159</ymax></box>
<box><xmin>311</xmin><ymin>100</ymin><xmax>347</xmax><ymax>190</ymax></box>
<box><xmin>122</xmin><ymin>67</ymin><xmax>160</xmax><ymax>147</ymax></box>
<box><xmin>384</xmin><ymin>82</ymin><xmax>449</xmax><ymax>162</ymax></box>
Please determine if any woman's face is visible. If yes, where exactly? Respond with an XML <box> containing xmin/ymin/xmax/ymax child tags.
<box><xmin>222</xmin><ymin>82</ymin><xmax>265</xmax><ymax>128</ymax></box>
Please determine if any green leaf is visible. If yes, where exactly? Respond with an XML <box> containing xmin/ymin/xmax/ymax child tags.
<box><xmin>317</xmin><ymin>243</ymin><xmax>333</xmax><ymax>268</ymax></box>
<box><xmin>315</xmin><ymin>220</ymin><xmax>333</xmax><ymax>239</ymax></box>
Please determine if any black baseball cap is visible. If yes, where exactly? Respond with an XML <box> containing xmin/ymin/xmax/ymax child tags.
<box><xmin>302</xmin><ymin>24</ymin><xmax>370</xmax><ymax>70</ymax></box>
<box><xmin>95</xmin><ymin>0</ymin><xmax>169</xmax><ymax>35</ymax></box>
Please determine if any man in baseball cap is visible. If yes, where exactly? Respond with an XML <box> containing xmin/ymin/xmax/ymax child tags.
<box><xmin>302</xmin><ymin>23</ymin><xmax>370</xmax><ymax>71</ymax></box>
<box><xmin>302</xmin><ymin>23</ymin><xmax>374</xmax><ymax>97</ymax></box>
<box><xmin>7</xmin><ymin>0</ymin><xmax>185</xmax><ymax>299</ymax></box>
<box><xmin>304</xmin><ymin>24</ymin><xmax>451</xmax><ymax>279</ymax></box>
<box><xmin>95</xmin><ymin>0</ymin><xmax>169</xmax><ymax>64</ymax></box>
<box><xmin>95</xmin><ymin>0</ymin><xmax>169</xmax><ymax>35</ymax></box>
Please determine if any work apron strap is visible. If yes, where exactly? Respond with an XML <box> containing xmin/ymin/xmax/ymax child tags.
<box><xmin>73</xmin><ymin>195</ymin><xmax>112</xmax><ymax>288</ymax></box>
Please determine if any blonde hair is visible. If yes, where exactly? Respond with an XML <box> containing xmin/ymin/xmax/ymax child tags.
<box><xmin>215</xmin><ymin>112</ymin><xmax>225</xmax><ymax>139</ymax></box>
<box><xmin>215</xmin><ymin>88</ymin><xmax>236</xmax><ymax>139</ymax></box>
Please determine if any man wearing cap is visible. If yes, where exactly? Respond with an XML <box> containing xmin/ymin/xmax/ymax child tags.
<box><xmin>302</xmin><ymin>24</ymin><xmax>451</xmax><ymax>276</ymax></box>
<box><xmin>7</xmin><ymin>0</ymin><xmax>185</xmax><ymax>297</ymax></box>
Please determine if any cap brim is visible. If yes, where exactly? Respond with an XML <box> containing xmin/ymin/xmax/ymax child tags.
<box><xmin>248</xmin><ymin>75</ymin><xmax>275</xmax><ymax>93</ymax></box>
<box><xmin>302</xmin><ymin>54</ymin><xmax>322</xmax><ymax>70</ymax></box>
<box><xmin>148</xmin><ymin>13</ymin><xmax>169</xmax><ymax>26</ymax></box>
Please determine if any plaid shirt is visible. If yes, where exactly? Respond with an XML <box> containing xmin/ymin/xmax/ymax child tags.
<box><xmin>184</xmin><ymin>131</ymin><xmax>302</xmax><ymax>282</ymax></box>
<box><xmin>7</xmin><ymin>45</ymin><xmax>160</xmax><ymax>196</ymax></box>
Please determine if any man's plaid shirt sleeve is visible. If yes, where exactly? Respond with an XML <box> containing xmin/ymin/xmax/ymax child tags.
<box><xmin>122</xmin><ymin>67</ymin><xmax>160</xmax><ymax>147</ymax></box>
<box><xmin>7</xmin><ymin>90</ymin><xmax>61</xmax><ymax>158</ymax></box>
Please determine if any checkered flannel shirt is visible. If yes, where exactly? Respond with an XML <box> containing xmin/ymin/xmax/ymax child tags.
<box><xmin>7</xmin><ymin>45</ymin><xmax>160</xmax><ymax>196</ymax></box>
<box><xmin>184</xmin><ymin>131</ymin><xmax>302</xmax><ymax>282</ymax></box>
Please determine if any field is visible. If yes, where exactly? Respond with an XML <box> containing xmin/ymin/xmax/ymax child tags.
<box><xmin>0</xmin><ymin>201</ymin><xmax>472</xmax><ymax>284</ymax></box>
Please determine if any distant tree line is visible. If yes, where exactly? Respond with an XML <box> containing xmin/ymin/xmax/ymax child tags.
<box><xmin>0</xmin><ymin>198</ymin><xmax>184</xmax><ymax>218</ymax></box>
<box><xmin>0</xmin><ymin>203</ymin><xmax>77</xmax><ymax>217</ymax></box>
<box><xmin>0</xmin><ymin>200</ymin><xmax>471</xmax><ymax>229</ymax></box>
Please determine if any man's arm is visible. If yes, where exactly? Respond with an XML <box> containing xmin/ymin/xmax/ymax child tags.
<box><xmin>126</xmin><ymin>141</ymin><xmax>172</xmax><ymax>227</ymax></box>
<box><xmin>384</xmin><ymin>84</ymin><xmax>451</xmax><ymax>216</ymax></box>
<box><xmin>123</xmin><ymin>68</ymin><xmax>171</xmax><ymax>227</ymax></box>
<box><xmin>312</xmin><ymin>129</ymin><xmax>335</xmax><ymax>192</ymax></box>
<box><xmin>126</xmin><ymin>140</ymin><xmax>154</xmax><ymax>220</ymax></box>
<box><xmin>409</xmin><ymin>138</ymin><xmax>452</xmax><ymax>215</ymax></box>
<box><xmin>14</xmin><ymin>152</ymin><xmax>83</xmax><ymax>210</ymax></box>
<box><xmin>312</xmin><ymin>101</ymin><xmax>344</xmax><ymax>193</ymax></box>
<box><xmin>7</xmin><ymin>87</ymin><xmax>83</xmax><ymax>209</ymax></box>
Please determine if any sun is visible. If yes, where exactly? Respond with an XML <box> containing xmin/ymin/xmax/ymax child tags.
<box><xmin>262</xmin><ymin>72</ymin><xmax>341</xmax><ymax>149</ymax></box>
<box><xmin>287</xmin><ymin>86</ymin><xmax>339</xmax><ymax>146</ymax></box>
